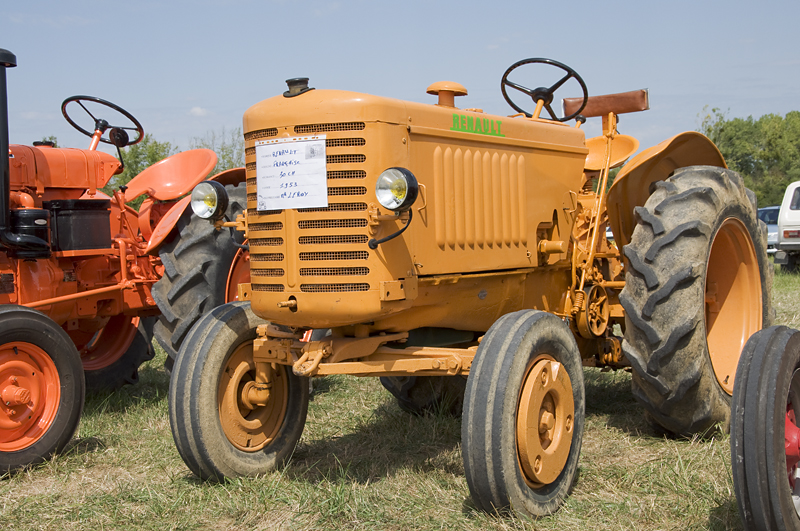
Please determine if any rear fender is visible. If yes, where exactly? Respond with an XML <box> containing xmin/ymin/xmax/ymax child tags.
<box><xmin>145</xmin><ymin>167</ymin><xmax>246</xmax><ymax>255</ymax></box>
<box><xmin>606</xmin><ymin>132</ymin><xmax>726</xmax><ymax>249</ymax></box>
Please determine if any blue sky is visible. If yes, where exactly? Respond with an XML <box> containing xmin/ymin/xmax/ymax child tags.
<box><xmin>2</xmin><ymin>0</ymin><xmax>798</xmax><ymax>155</ymax></box>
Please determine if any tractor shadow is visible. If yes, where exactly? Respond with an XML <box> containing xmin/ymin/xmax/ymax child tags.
<box><xmin>82</xmin><ymin>357</ymin><xmax>171</xmax><ymax>415</ymax></box>
<box><xmin>582</xmin><ymin>367</ymin><xmax>665</xmax><ymax>437</ymax></box>
<box><xmin>286</xmin><ymin>398</ymin><xmax>462</xmax><ymax>486</ymax></box>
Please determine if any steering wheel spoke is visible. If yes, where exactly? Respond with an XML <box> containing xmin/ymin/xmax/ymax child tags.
<box><xmin>61</xmin><ymin>96</ymin><xmax>144</xmax><ymax>147</ymax></box>
<box><xmin>501</xmin><ymin>58</ymin><xmax>588</xmax><ymax>122</ymax></box>
<box><xmin>505</xmin><ymin>79</ymin><xmax>535</xmax><ymax>97</ymax></box>
<box><xmin>549</xmin><ymin>72</ymin><xmax>574</xmax><ymax>93</ymax></box>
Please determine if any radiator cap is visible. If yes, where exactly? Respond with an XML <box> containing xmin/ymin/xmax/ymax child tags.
<box><xmin>284</xmin><ymin>78</ymin><xmax>314</xmax><ymax>98</ymax></box>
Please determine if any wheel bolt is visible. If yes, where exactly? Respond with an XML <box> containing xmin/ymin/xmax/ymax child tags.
<box><xmin>2</xmin><ymin>384</ymin><xmax>30</xmax><ymax>406</ymax></box>
<box><xmin>539</xmin><ymin>410</ymin><xmax>555</xmax><ymax>433</ymax></box>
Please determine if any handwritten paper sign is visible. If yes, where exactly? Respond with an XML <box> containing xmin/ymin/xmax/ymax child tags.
<box><xmin>255</xmin><ymin>135</ymin><xmax>328</xmax><ymax>210</ymax></box>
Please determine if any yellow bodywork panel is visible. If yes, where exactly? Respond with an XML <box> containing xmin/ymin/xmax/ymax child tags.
<box><xmin>243</xmin><ymin>89</ymin><xmax>586</xmax><ymax>333</ymax></box>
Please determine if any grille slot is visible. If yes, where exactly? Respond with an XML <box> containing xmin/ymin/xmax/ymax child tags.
<box><xmin>252</xmin><ymin>284</ymin><xmax>285</xmax><ymax>292</ymax></box>
<box><xmin>295</xmin><ymin>122</ymin><xmax>365</xmax><ymax>134</ymax></box>
<box><xmin>300</xmin><ymin>251</ymin><xmax>369</xmax><ymax>261</ymax></box>
<box><xmin>250</xmin><ymin>237</ymin><xmax>284</xmax><ymax>246</ymax></box>
<box><xmin>251</xmin><ymin>253</ymin><xmax>284</xmax><ymax>262</ymax></box>
<box><xmin>329</xmin><ymin>186</ymin><xmax>367</xmax><ymax>197</ymax></box>
<box><xmin>298</xmin><ymin>219</ymin><xmax>367</xmax><ymax>230</ymax></box>
<box><xmin>300</xmin><ymin>267</ymin><xmax>369</xmax><ymax>276</ymax></box>
<box><xmin>247</xmin><ymin>177</ymin><xmax>257</xmax><ymax>187</ymax></box>
<box><xmin>327</xmin><ymin>154</ymin><xmax>366</xmax><ymax>164</ymax></box>
<box><xmin>245</xmin><ymin>162</ymin><xmax>256</xmax><ymax>171</ymax></box>
<box><xmin>250</xmin><ymin>222</ymin><xmax>283</xmax><ymax>231</ymax></box>
<box><xmin>244</xmin><ymin>128</ymin><xmax>278</xmax><ymax>141</ymax></box>
<box><xmin>299</xmin><ymin>235</ymin><xmax>367</xmax><ymax>245</ymax></box>
<box><xmin>251</xmin><ymin>268</ymin><xmax>284</xmax><ymax>277</ymax></box>
<box><xmin>328</xmin><ymin>170</ymin><xmax>366</xmax><ymax>180</ymax></box>
<box><xmin>299</xmin><ymin>202</ymin><xmax>367</xmax><ymax>213</ymax></box>
<box><xmin>300</xmin><ymin>283</ymin><xmax>369</xmax><ymax>293</ymax></box>
<box><xmin>327</xmin><ymin>138</ymin><xmax>366</xmax><ymax>148</ymax></box>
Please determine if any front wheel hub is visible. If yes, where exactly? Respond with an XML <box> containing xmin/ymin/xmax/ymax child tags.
<box><xmin>517</xmin><ymin>356</ymin><xmax>574</xmax><ymax>485</ymax></box>
<box><xmin>0</xmin><ymin>342</ymin><xmax>61</xmax><ymax>451</ymax></box>
<box><xmin>218</xmin><ymin>343</ymin><xmax>287</xmax><ymax>452</ymax></box>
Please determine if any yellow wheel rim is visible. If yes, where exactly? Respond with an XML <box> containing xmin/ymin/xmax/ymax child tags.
<box><xmin>217</xmin><ymin>342</ymin><xmax>287</xmax><ymax>452</ymax></box>
<box><xmin>517</xmin><ymin>354</ymin><xmax>575</xmax><ymax>486</ymax></box>
<box><xmin>705</xmin><ymin>217</ymin><xmax>761</xmax><ymax>395</ymax></box>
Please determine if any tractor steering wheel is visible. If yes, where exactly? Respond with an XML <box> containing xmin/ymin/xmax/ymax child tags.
<box><xmin>61</xmin><ymin>95</ymin><xmax>144</xmax><ymax>147</ymax></box>
<box><xmin>501</xmin><ymin>58</ymin><xmax>588</xmax><ymax>122</ymax></box>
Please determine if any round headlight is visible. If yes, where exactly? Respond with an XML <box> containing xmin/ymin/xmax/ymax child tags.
<box><xmin>191</xmin><ymin>181</ymin><xmax>229</xmax><ymax>220</ymax></box>
<box><xmin>375</xmin><ymin>167</ymin><xmax>419</xmax><ymax>211</ymax></box>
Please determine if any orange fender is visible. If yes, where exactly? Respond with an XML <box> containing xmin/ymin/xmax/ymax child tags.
<box><xmin>145</xmin><ymin>167</ymin><xmax>246</xmax><ymax>255</ymax></box>
<box><xmin>606</xmin><ymin>131</ymin><xmax>726</xmax><ymax>249</ymax></box>
<box><xmin>122</xmin><ymin>149</ymin><xmax>217</xmax><ymax>203</ymax></box>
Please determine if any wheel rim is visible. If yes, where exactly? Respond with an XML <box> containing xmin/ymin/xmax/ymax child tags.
<box><xmin>217</xmin><ymin>342</ymin><xmax>288</xmax><ymax>452</ymax></box>
<box><xmin>516</xmin><ymin>354</ymin><xmax>575</xmax><ymax>486</ymax></box>
<box><xmin>786</xmin><ymin>369</ymin><xmax>800</xmax><ymax>515</ymax></box>
<box><xmin>225</xmin><ymin>248</ymin><xmax>251</xmax><ymax>303</ymax></box>
<box><xmin>76</xmin><ymin>315</ymin><xmax>140</xmax><ymax>371</ymax></box>
<box><xmin>705</xmin><ymin>217</ymin><xmax>761</xmax><ymax>395</ymax></box>
<box><xmin>0</xmin><ymin>342</ymin><xmax>61</xmax><ymax>451</ymax></box>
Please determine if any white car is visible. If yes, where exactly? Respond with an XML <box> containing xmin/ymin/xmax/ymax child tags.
<box><xmin>757</xmin><ymin>206</ymin><xmax>779</xmax><ymax>255</ymax></box>
<box><xmin>775</xmin><ymin>181</ymin><xmax>800</xmax><ymax>271</ymax></box>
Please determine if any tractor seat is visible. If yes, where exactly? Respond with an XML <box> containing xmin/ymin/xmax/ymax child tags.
<box><xmin>122</xmin><ymin>149</ymin><xmax>218</xmax><ymax>203</ymax></box>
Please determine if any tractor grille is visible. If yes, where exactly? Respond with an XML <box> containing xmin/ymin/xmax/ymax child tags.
<box><xmin>247</xmin><ymin>122</ymin><xmax>374</xmax><ymax>294</ymax></box>
<box><xmin>295</xmin><ymin>122</ymin><xmax>365</xmax><ymax>134</ymax></box>
<box><xmin>300</xmin><ymin>283</ymin><xmax>370</xmax><ymax>293</ymax></box>
<box><xmin>300</xmin><ymin>267</ymin><xmax>369</xmax><ymax>276</ymax></box>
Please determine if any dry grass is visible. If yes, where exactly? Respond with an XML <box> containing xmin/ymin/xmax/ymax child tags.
<box><xmin>1</xmin><ymin>263</ymin><xmax>795</xmax><ymax>530</ymax></box>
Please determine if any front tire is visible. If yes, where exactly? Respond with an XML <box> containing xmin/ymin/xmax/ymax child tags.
<box><xmin>462</xmin><ymin>310</ymin><xmax>584</xmax><ymax>517</ymax></box>
<box><xmin>169</xmin><ymin>301</ymin><xmax>308</xmax><ymax>481</ymax></box>
<box><xmin>731</xmin><ymin>326</ymin><xmax>800</xmax><ymax>531</ymax></box>
<box><xmin>621</xmin><ymin>166</ymin><xmax>771</xmax><ymax>435</ymax></box>
<box><xmin>0</xmin><ymin>306</ymin><xmax>85</xmax><ymax>473</ymax></box>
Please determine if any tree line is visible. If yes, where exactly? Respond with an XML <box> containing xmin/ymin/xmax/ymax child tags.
<box><xmin>699</xmin><ymin>108</ymin><xmax>800</xmax><ymax>207</ymax></box>
<box><xmin>101</xmin><ymin>127</ymin><xmax>244</xmax><ymax>199</ymax></box>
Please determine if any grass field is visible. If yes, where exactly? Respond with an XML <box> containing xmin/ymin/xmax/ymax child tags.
<box><xmin>2</xmin><ymin>265</ymin><xmax>797</xmax><ymax>530</ymax></box>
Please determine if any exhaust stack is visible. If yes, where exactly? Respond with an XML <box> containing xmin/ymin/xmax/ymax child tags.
<box><xmin>0</xmin><ymin>48</ymin><xmax>49</xmax><ymax>257</ymax></box>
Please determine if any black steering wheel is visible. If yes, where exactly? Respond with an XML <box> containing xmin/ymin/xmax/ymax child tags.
<box><xmin>61</xmin><ymin>95</ymin><xmax>144</xmax><ymax>146</ymax></box>
<box><xmin>501</xmin><ymin>58</ymin><xmax>588</xmax><ymax>122</ymax></box>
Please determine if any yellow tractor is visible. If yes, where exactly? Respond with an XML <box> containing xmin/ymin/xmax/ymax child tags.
<box><xmin>168</xmin><ymin>57</ymin><xmax>771</xmax><ymax>517</ymax></box>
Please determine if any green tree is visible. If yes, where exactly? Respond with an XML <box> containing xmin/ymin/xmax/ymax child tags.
<box><xmin>698</xmin><ymin>107</ymin><xmax>800</xmax><ymax>207</ymax></box>
<box><xmin>37</xmin><ymin>135</ymin><xmax>58</xmax><ymax>147</ymax></box>
<box><xmin>189</xmin><ymin>127</ymin><xmax>244</xmax><ymax>174</ymax></box>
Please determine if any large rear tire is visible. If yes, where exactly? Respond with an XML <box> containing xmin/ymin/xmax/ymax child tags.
<box><xmin>621</xmin><ymin>166</ymin><xmax>771</xmax><ymax>435</ymax></box>
<box><xmin>153</xmin><ymin>183</ymin><xmax>246</xmax><ymax>372</ymax></box>
<box><xmin>0</xmin><ymin>306</ymin><xmax>85</xmax><ymax>473</ymax></box>
<box><xmin>169</xmin><ymin>301</ymin><xmax>308</xmax><ymax>480</ymax></box>
<box><xmin>462</xmin><ymin>310</ymin><xmax>584</xmax><ymax>517</ymax></box>
<box><xmin>74</xmin><ymin>315</ymin><xmax>155</xmax><ymax>393</ymax></box>
<box><xmin>731</xmin><ymin>326</ymin><xmax>800</xmax><ymax>531</ymax></box>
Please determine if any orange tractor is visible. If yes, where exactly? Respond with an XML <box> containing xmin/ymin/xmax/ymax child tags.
<box><xmin>0</xmin><ymin>48</ymin><xmax>248</xmax><ymax>473</ymax></box>
<box><xmin>169</xmin><ymin>57</ymin><xmax>772</xmax><ymax>518</ymax></box>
